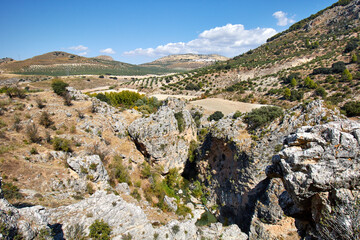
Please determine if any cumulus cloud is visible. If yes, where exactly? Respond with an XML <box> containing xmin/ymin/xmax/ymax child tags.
<box><xmin>273</xmin><ymin>11</ymin><xmax>295</xmax><ymax>26</ymax></box>
<box><xmin>68</xmin><ymin>45</ymin><xmax>88</xmax><ymax>51</ymax></box>
<box><xmin>78</xmin><ymin>52</ymin><xmax>88</xmax><ymax>56</ymax></box>
<box><xmin>123</xmin><ymin>24</ymin><xmax>277</xmax><ymax>58</ymax></box>
<box><xmin>100</xmin><ymin>48</ymin><xmax>116</xmax><ymax>54</ymax></box>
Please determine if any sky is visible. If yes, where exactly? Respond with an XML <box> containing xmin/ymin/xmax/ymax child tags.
<box><xmin>0</xmin><ymin>0</ymin><xmax>338</xmax><ymax>64</ymax></box>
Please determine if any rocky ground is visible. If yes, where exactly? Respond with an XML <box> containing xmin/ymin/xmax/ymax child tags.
<box><xmin>0</xmin><ymin>84</ymin><xmax>359</xmax><ymax>240</ymax></box>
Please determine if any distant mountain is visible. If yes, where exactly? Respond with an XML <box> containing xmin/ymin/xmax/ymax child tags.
<box><xmin>0</xmin><ymin>57</ymin><xmax>14</xmax><ymax>64</ymax></box>
<box><xmin>95</xmin><ymin>55</ymin><xmax>114</xmax><ymax>61</ymax></box>
<box><xmin>141</xmin><ymin>54</ymin><xmax>229</xmax><ymax>70</ymax></box>
<box><xmin>0</xmin><ymin>51</ymin><xmax>173</xmax><ymax>76</ymax></box>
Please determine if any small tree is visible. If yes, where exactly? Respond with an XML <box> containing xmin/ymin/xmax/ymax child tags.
<box><xmin>208</xmin><ymin>111</ymin><xmax>224</xmax><ymax>121</ymax></box>
<box><xmin>351</xmin><ymin>54</ymin><xmax>358</xmax><ymax>63</ymax></box>
<box><xmin>39</xmin><ymin>111</ymin><xmax>53</xmax><ymax>128</ymax></box>
<box><xmin>51</xmin><ymin>79</ymin><xmax>69</xmax><ymax>96</ymax></box>
<box><xmin>89</xmin><ymin>219</ymin><xmax>111</xmax><ymax>240</ymax></box>
<box><xmin>290</xmin><ymin>78</ymin><xmax>297</xmax><ymax>87</ymax></box>
<box><xmin>342</xmin><ymin>69</ymin><xmax>353</xmax><ymax>81</ymax></box>
<box><xmin>284</xmin><ymin>88</ymin><xmax>291</xmax><ymax>99</ymax></box>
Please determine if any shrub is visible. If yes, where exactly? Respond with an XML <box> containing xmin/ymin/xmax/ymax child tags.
<box><xmin>304</xmin><ymin>77</ymin><xmax>317</xmax><ymax>89</ymax></box>
<box><xmin>344</xmin><ymin>39</ymin><xmax>358</xmax><ymax>53</ymax></box>
<box><xmin>131</xmin><ymin>189</ymin><xmax>141</xmax><ymax>201</ymax></box>
<box><xmin>39</xmin><ymin>111</ymin><xmax>53</xmax><ymax>128</ymax></box>
<box><xmin>315</xmin><ymin>87</ymin><xmax>328</xmax><ymax>98</ymax></box>
<box><xmin>96</xmin><ymin>93</ymin><xmax>110</xmax><ymax>103</ymax></box>
<box><xmin>208</xmin><ymin>111</ymin><xmax>224</xmax><ymax>121</ymax></box>
<box><xmin>331</xmin><ymin>61</ymin><xmax>346</xmax><ymax>74</ymax></box>
<box><xmin>174</xmin><ymin>112</ymin><xmax>185</xmax><ymax>132</ymax></box>
<box><xmin>51</xmin><ymin>79</ymin><xmax>69</xmax><ymax>96</ymax></box>
<box><xmin>26</xmin><ymin>123</ymin><xmax>41</xmax><ymax>143</ymax></box>
<box><xmin>172</xmin><ymin>225</ymin><xmax>180</xmax><ymax>234</ymax></box>
<box><xmin>52</xmin><ymin>137</ymin><xmax>71</xmax><ymax>152</ymax></box>
<box><xmin>243</xmin><ymin>106</ymin><xmax>283</xmax><ymax>130</ymax></box>
<box><xmin>30</xmin><ymin>147</ymin><xmax>38</xmax><ymax>155</ymax></box>
<box><xmin>195</xmin><ymin>211</ymin><xmax>217</xmax><ymax>226</ymax></box>
<box><xmin>342</xmin><ymin>69</ymin><xmax>353</xmax><ymax>81</ymax></box>
<box><xmin>110</xmin><ymin>155</ymin><xmax>131</xmax><ymax>185</ymax></box>
<box><xmin>36</xmin><ymin>98</ymin><xmax>46</xmax><ymax>109</ymax></box>
<box><xmin>2</xmin><ymin>182</ymin><xmax>23</xmax><ymax>200</ymax></box>
<box><xmin>89</xmin><ymin>219</ymin><xmax>111</xmax><ymax>240</ymax></box>
<box><xmin>342</xmin><ymin>101</ymin><xmax>360</xmax><ymax>117</ymax></box>
<box><xmin>65</xmin><ymin>223</ymin><xmax>86</xmax><ymax>240</ymax></box>
<box><xmin>232</xmin><ymin>111</ymin><xmax>242</xmax><ymax>119</ymax></box>
<box><xmin>63</xmin><ymin>92</ymin><xmax>72</xmax><ymax>106</ymax></box>
<box><xmin>5</xmin><ymin>87</ymin><xmax>26</xmax><ymax>99</ymax></box>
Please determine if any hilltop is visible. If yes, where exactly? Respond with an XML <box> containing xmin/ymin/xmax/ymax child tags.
<box><xmin>0</xmin><ymin>51</ymin><xmax>173</xmax><ymax>76</ymax></box>
<box><xmin>141</xmin><ymin>53</ymin><xmax>228</xmax><ymax>70</ymax></box>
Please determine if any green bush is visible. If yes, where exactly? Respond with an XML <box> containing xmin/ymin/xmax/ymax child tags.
<box><xmin>39</xmin><ymin>111</ymin><xmax>53</xmax><ymax>128</ymax></box>
<box><xmin>52</xmin><ymin>137</ymin><xmax>71</xmax><ymax>152</ymax></box>
<box><xmin>195</xmin><ymin>211</ymin><xmax>217</xmax><ymax>226</ymax></box>
<box><xmin>342</xmin><ymin>101</ymin><xmax>360</xmax><ymax>117</ymax></box>
<box><xmin>243</xmin><ymin>106</ymin><xmax>283</xmax><ymax>130</ymax></box>
<box><xmin>110</xmin><ymin>155</ymin><xmax>131</xmax><ymax>185</ymax></box>
<box><xmin>51</xmin><ymin>79</ymin><xmax>69</xmax><ymax>96</ymax></box>
<box><xmin>89</xmin><ymin>219</ymin><xmax>111</xmax><ymax>240</ymax></box>
<box><xmin>2</xmin><ymin>182</ymin><xmax>23</xmax><ymax>200</ymax></box>
<box><xmin>174</xmin><ymin>112</ymin><xmax>185</xmax><ymax>132</ymax></box>
<box><xmin>208</xmin><ymin>111</ymin><xmax>224</xmax><ymax>121</ymax></box>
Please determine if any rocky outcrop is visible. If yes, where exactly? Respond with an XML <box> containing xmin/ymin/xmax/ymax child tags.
<box><xmin>128</xmin><ymin>98</ymin><xmax>197</xmax><ymax>173</ymax></box>
<box><xmin>67</xmin><ymin>154</ymin><xmax>110</xmax><ymax>183</ymax></box>
<box><xmin>267</xmin><ymin>120</ymin><xmax>360</xmax><ymax>239</ymax></box>
<box><xmin>190</xmin><ymin>100</ymin><xmax>342</xmax><ymax>238</ymax></box>
<box><xmin>0</xmin><ymin>176</ymin><xmax>248</xmax><ymax>240</ymax></box>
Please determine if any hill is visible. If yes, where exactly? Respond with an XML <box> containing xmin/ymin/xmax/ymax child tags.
<box><xmin>0</xmin><ymin>51</ymin><xmax>174</xmax><ymax>76</ymax></box>
<box><xmin>126</xmin><ymin>0</ymin><xmax>360</xmax><ymax>109</ymax></box>
<box><xmin>141</xmin><ymin>53</ymin><xmax>228</xmax><ymax>70</ymax></box>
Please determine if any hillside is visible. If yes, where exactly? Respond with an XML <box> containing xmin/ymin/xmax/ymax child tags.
<box><xmin>1</xmin><ymin>1</ymin><xmax>360</xmax><ymax>240</ymax></box>
<box><xmin>126</xmin><ymin>0</ymin><xmax>360</xmax><ymax>109</ymax></box>
<box><xmin>0</xmin><ymin>51</ymin><xmax>174</xmax><ymax>76</ymax></box>
<box><xmin>141</xmin><ymin>53</ymin><xmax>228</xmax><ymax>70</ymax></box>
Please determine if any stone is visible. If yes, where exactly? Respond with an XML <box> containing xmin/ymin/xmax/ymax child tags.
<box><xmin>164</xmin><ymin>195</ymin><xmax>178</xmax><ymax>212</ymax></box>
<box><xmin>116</xmin><ymin>182</ymin><xmax>130</xmax><ymax>195</ymax></box>
<box><xmin>128</xmin><ymin>98</ymin><xmax>197</xmax><ymax>173</ymax></box>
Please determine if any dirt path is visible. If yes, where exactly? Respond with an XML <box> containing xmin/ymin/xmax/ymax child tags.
<box><xmin>187</xmin><ymin>98</ymin><xmax>265</xmax><ymax>115</ymax></box>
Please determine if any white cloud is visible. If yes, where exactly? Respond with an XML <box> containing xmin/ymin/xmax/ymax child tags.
<box><xmin>123</xmin><ymin>24</ymin><xmax>277</xmax><ymax>58</ymax></box>
<box><xmin>78</xmin><ymin>51</ymin><xmax>88</xmax><ymax>56</ymax></box>
<box><xmin>100</xmin><ymin>48</ymin><xmax>116</xmax><ymax>54</ymax></box>
<box><xmin>68</xmin><ymin>45</ymin><xmax>88</xmax><ymax>51</ymax></box>
<box><xmin>273</xmin><ymin>11</ymin><xmax>295</xmax><ymax>26</ymax></box>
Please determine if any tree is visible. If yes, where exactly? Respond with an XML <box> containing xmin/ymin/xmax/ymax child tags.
<box><xmin>304</xmin><ymin>77</ymin><xmax>317</xmax><ymax>89</ymax></box>
<box><xmin>284</xmin><ymin>88</ymin><xmax>291</xmax><ymax>99</ymax></box>
<box><xmin>208</xmin><ymin>111</ymin><xmax>224</xmax><ymax>121</ymax></box>
<box><xmin>342</xmin><ymin>69</ymin><xmax>353</xmax><ymax>81</ymax></box>
<box><xmin>315</xmin><ymin>87</ymin><xmax>328</xmax><ymax>98</ymax></box>
<box><xmin>351</xmin><ymin>54</ymin><xmax>358</xmax><ymax>63</ymax></box>
<box><xmin>290</xmin><ymin>78</ymin><xmax>297</xmax><ymax>87</ymax></box>
<box><xmin>51</xmin><ymin>79</ymin><xmax>69</xmax><ymax>96</ymax></box>
<box><xmin>342</xmin><ymin>101</ymin><xmax>360</xmax><ymax>117</ymax></box>
<box><xmin>89</xmin><ymin>219</ymin><xmax>111</xmax><ymax>240</ymax></box>
<box><xmin>243</xmin><ymin>106</ymin><xmax>283</xmax><ymax>130</ymax></box>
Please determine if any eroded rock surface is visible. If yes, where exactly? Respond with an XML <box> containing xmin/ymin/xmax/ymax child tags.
<box><xmin>128</xmin><ymin>98</ymin><xmax>197</xmax><ymax>173</ymax></box>
<box><xmin>267</xmin><ymin>120</ymin><xmax>360</xmax><ymax>239</ymax></box>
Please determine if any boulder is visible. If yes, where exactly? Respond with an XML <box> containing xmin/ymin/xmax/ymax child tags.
<box><xmin>128</xmin><ymin>98</ymin><xmax>197</xmax><ymax>173</ymax></box>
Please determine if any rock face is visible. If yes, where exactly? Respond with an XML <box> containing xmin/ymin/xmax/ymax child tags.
<box><xmin>67</xmin><ymin>154</ymin><xmax>110</xmax><ymax>183</ymax></box>
<box><xmin>189</xmin><ymin>100</ymin><xmax>343</xmax><ymax>238</ymax></box>
<box><xmin>0</xmin><ymin>177</ymin><xmax>247</xmax><ymax>240</ymax></box>
<box><xmin>128</xmin><ymin>98</ymin><xmax>197</xmax><ymax>173</ymax></box>
<box><xmin>267</xmin><ymin>120</ymin><xmax>360</xmax><ymax>239</ymax></box>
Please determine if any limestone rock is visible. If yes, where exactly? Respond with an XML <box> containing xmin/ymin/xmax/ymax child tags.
<box><xmin>67</xmin><ymin>154</ymin><xmax>109</xmax><ymax>183</ymax></box>
<box><xmin>267</xmin><ymin>119</ymin><xmax>360</xmax><ymax>238</ymax></box>
<box><xmin>128</xmin><ymin>98</ymin><xmax>197</xmax><ymax>173</ymax></box>
<box><xmin>164</xmin><ymin>195</ymin><xmax>178</xmax><ymax>212</ymax></box>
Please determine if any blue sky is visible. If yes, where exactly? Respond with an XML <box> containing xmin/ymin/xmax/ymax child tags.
<box><xmin>0</xmin><ymin>0</ymin><xmax>337</xmax><ymax>64</ymax></box>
